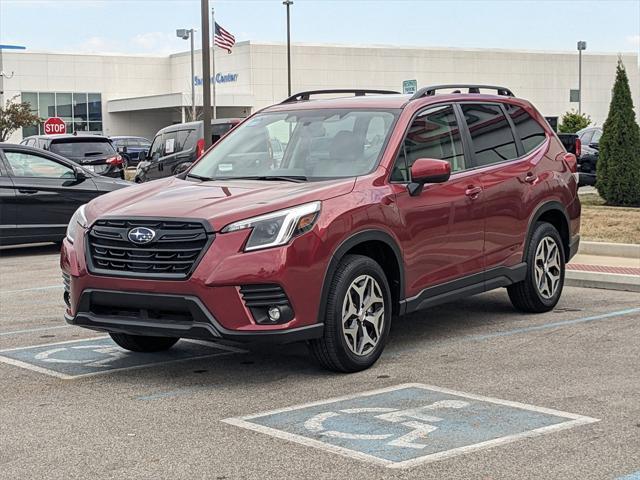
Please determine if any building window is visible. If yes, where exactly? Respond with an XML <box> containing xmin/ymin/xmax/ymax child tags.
<box><xmin>21</xmin><ymin>92</ymin><xmax>102</xmax><ymax>138</ymax></box>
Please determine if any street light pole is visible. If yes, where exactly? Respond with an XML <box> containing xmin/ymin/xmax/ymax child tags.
<box><xmin>577</xmin><ymin>40</ymin><xmax>587</xmax><ymax>115</ymax></box>
<box><xmin>176</xmin><ymin>29</ymin><xmax>196</xmax><ymax>121</ymax></box>
<box><xmin>283</xmin><ymin>0</ymin><xmax>293</xmax><ymax>97</ymax></box>
<box><xmin>201</xmin><ymin>0</ymin><xmax>212</xmax><ymax>149</ymax></box>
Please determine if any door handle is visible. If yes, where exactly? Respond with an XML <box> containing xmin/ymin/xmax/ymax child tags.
<box><xmin>18</xmin><ymin>188</ymin><xmax>38</xmax><ymax>194</ymax></box>
<box><xmin>524</xmin><ymin>173</ymin><xmax>538</xmax><ymax>184</ymax></box>
<box><xmin>465</xmin><ymin>186</ymin><xmax>483</xmax><ymax>199</ymax></box>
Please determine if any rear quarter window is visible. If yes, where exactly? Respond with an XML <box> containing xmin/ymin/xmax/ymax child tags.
<box><xmin>505</xmin><ymin>104</ymin><xmax>547</xmax><ymax>154</ymax></box>
<box><xmin>460</xmin><ymin>103</ymin><xmax>519</xmax><ymax>166</ymax></box>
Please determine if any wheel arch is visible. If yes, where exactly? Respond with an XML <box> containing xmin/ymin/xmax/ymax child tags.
<box><xmin>525</xmin><ymin>201</ymin><xmax>571</xmax><ymax>261</ymax></box>
<box><xmin>317</xmin><ymin>229</ymin><xmax>405</xmax><ymax>323</ymax></box>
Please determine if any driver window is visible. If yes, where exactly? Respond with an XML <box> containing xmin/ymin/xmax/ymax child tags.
<box><xmin>5</xmin><ymin>151</ymin><xmax>74</xmax><ymax>178</ymax></box>
<box><xmin>391</xmin><ymin>104</ymin><xmax>465</xmax><ymax>182</ymax></box>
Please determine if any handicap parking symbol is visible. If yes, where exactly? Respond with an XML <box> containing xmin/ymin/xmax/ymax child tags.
<box><xmin>0</xmin><ymin>337</ymin><xmax>243</xmax><ymax>379</ymax></box>
<box><xmin>223</xmin><ymin>383</ymin><xmax>599</xmax><ymax>469</ymax></box>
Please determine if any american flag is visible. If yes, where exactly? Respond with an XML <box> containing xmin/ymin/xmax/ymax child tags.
<box><xmin>214</xmin><ymin>22</ymin><xmax>236</xmax><ymax>54</ymax></box>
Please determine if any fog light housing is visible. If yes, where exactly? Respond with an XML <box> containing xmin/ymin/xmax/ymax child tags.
<box><xmin>268</xmin><ymin>306</ymin><xmax>281</xmax><ymax>322</ymax></box>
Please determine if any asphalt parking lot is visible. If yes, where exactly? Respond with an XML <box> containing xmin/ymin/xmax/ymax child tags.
<box><xmin>1</xmin><ymin>244</ymin><xmax>639</xmax><ymax>479</ymax></box>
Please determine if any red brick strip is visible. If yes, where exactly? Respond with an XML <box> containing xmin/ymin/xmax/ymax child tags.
<box><xmin>567</xmin><ymin>263</ymin><xmax>640</xmax><ymax>276</ymax></box>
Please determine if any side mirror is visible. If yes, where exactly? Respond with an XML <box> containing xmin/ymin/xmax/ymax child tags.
<box><xmin>408</xmin><ymin>158</ymin><xmax>451</xmax><ymax>196</ymax></box>
<box><xmin>74</xmin><ymin>167</ymin><xmax>88</xmax><ymax>181</ymax></box>
<box><xmin>175</xmin><ymin>162</ymin><xmax>191</xmax><ymax>174</ymax></box>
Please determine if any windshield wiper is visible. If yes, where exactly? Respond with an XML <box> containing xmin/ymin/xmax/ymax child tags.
<box><xmin>220</xmin><ymin>175</ymin><xmax>308</xmax><ymax>183</ymax></box>
<box><xmin>186</xmin><ymin>173</ymin><xmax>213</xmax><ymax>181</ymax></box>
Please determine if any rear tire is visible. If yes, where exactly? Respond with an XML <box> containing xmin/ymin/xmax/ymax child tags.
<box><xmin>508</xmin><ymin>222</ymin><xmax>565</xmax><ymax>313</ymax></box>
<box><xmin>309</xmin><ymin>254</ymin><xmax>391</xmax><ymax>373</ymax></box>
<box><xmin>109</xmin><ymin>333</ymin><xmax>179</xmax><ymax>352</ymax></box>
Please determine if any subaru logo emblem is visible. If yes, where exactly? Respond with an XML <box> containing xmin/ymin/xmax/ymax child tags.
<box><xmin>127</xmin><ymin>227</ymin><xmax>156</xmax><ymax>245</ymax></box>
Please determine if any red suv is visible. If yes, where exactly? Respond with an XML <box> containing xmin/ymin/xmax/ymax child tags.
<box><xmin>61</xmin><ymin>85</ymin><xmax>580</xmax><ymax>372</ymax></box>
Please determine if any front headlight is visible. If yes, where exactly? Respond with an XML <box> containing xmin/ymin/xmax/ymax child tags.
<box><xmin>222</xmin><ymin>201</ymin><xmax>321</xmax><ymax>251</ymax></box>
<box><xmin>66</xmin><ymin>205</ymin><xmax>88</xmax><ymax>244</ymax></box>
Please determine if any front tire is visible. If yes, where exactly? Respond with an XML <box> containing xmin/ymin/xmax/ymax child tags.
<box><xmin>508</xmin><ymin>222</ymin><xmax>565</xmax><ymax>313</ymax></box>
<box><xmin>309</xmin><ymin>254</ymin><xmax>392</xmax><ymax>372</ymax></box>
<box><xmin>109</xmin><ymin>333</ymin><xmax>179</xmax><ymax>352</ymax></box>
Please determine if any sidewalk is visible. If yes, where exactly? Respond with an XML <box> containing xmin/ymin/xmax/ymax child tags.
<box><xmin>567</xmin><ymin>243</ymin><xmax>640</xmax><ymax>292</ymax></box>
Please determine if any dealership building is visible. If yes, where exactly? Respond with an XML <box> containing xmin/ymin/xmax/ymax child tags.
<box><xmin>1</xmin><ymin>41</ymin><xmax>638</xmax><ymax>143</ymax></box>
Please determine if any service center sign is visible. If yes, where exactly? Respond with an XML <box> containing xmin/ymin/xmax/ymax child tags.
<box><xmin>44</xmin><ymin>117</ymin><xmax>67</xmax><ymax>135</ymax></box>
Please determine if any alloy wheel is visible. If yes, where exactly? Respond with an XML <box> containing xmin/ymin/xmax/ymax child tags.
<box><xmin>341</xmin><ymin>274</ymin><xmax>385</xmax><ymax>356</ymax></box>
<box><xmin>534</xmin><ymin>236</ymin><xmax>562</xmax><ymax>299</ymax></box>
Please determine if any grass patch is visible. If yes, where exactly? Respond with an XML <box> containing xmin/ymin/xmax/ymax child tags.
<box><xmin>580</xmin><ymin>193</ymin><xmax>640</xmax><ymax>244</ymax></box>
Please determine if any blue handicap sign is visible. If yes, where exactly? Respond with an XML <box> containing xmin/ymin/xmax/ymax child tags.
<box><xmin>0</xmin><ymin>337</ymin><xmax>242</xmax><ymax>379</ymax></box>
<box><xmin>224</xmin><ymin>384</ymin><xmax>598</xmax><ymax>468</ymax></box>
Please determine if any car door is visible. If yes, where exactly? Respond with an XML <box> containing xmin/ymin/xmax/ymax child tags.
<box><xmin>462</xmin><ymin>102</ymin><xmax>547</xmax><ymax>272</ymax></box>
<box><xmin>391</xmin><ymin>104</ymin><xmax>486</xmax><ymax>298</ymax></box>
<box><xmin>144</xmin><ymin>134</ymin><xmax>165</xmax><ymax>180</ymax></box>
<box><xmin>157</xmin><ymin>130</ymin><xmax>181</xmax><ymax>177</ymax></box>
<box><xmin>0</xmin><ymin>153</ymin><xmax>18</xmax><ymax>244</ymax></box>
<box><xmin>2</xmin><ymin>148</ymin><xmax>98</xmax><ymax>241</ymax></box>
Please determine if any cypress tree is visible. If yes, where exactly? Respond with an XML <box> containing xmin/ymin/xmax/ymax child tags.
<box><xmin>596</xmin><ymin>59</ymin><xmax>640</xmax><ymax>206</ymax></box>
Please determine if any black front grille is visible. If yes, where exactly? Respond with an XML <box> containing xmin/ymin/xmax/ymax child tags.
<box><xmin>87</xmin><ymin>218</ymin><xmax>212</xmax><ymax>280</ymax></box>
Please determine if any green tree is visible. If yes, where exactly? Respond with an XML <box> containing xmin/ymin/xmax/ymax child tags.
<box><xmin>0</xmin><ymin>96</ymin><xmax>41</xmax><ymax>142</ymax></box>
<box><xmin>558</xmin><ymin>110</ymin><xmax>591</xmax><ymax>133</ymax></box>
<box><xmin>597</xmin><ymin>59</ymin><xmax>640</xmax><ymax>206</ymax></box>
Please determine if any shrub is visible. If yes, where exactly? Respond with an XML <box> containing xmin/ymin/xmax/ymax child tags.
<box><xmin>558</xmin><ymin>110</ymin><xmax>591</xmax><ymax>133</ymax></box>
<box><xmin>597</xmin><ymin>59</ymin><xmax>640</xmax><ymax>206</ymax></box>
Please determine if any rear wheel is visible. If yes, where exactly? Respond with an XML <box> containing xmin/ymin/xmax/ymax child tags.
<box><xmin>109</xmin><ymin>333</ymin><xmax>179</xmax><ymax>352</ymax></box>
<box><xmin>309</xmin><ymin>254</ymin><xmax>391</xmax><ymax>372</ymax></box>
<box><xmin>508</xmin><ymin>222</ymin><xmax>565</xmax><ymax>313</ymax></box>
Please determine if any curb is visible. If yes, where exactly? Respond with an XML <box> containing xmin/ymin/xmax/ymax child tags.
<box><xmin>578</xmin><ymin>241</ymin><xmax>640</xmax><ymax>259</ymax></box>
<box><xmin>566</xmin><ymin>270</ymin><xmax>640</xmax><ymax>293</ymax></box>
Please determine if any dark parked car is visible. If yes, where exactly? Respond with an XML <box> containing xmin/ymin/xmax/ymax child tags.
<box><xmin>110</xmin><ymin>136</ymin><xmax>151</xmax><ymax>168</ymax></box>
<box><xmin>135</xmin><ymin>118</ymin><xmax>241</xmax><ymax>182</ymax></box>
<box><xmin>576</xmin><ymin>127</ymin><xmax>601</xmax><ymax>186</ymax></box>
<box><xmin>62</xmin><ymin>85</ymin><xmax>580</xmax><ymax>372</ymax></box>
<box><xmin>0</xmin><ymin>144</ymin><xmax>130</xmax><ymax>246</ymax></box>
<box><xmin>21</xmin><ymin>134</ymin><xmax>124</xmax><ymax>179</ymax></box>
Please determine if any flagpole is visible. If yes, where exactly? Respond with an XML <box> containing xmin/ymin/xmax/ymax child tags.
<box><xmin>211</xmin><ymin>7</ymin><xmax>217</xmax><ymax>120</ymax></box>
<box><xmin>200</xmin><ymin>0</ymin><xmax>212</xmax><ymax>149</ymax></box>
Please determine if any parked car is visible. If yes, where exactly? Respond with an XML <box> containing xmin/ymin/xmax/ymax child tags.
<box><xmin>576</xmin><ymin>127</ymin><xmax>602</xmax><ymax>186</ymax></box>
<box><xmin>0</xmin><ymin>144</ymin><xmax>130</xmax><ymax>246</ymax></box>
<box><xmin>110</xmin><ymin>136</ymin><xmax>151</xmax><ymax>168</ymax></box>
<box><xmin>135</xmin><ymin>118</ymin><xmax>241</xmax><ymax>183</ymax></box>
<box><xmin>61</xmin><ymin>85</ymin><xmax>580</xmax><ymax>372</ymax></box>
<box><xmin>21</xmin><ymin>134</ymin><xmax>124</xmax><ymax>179</ymax></box>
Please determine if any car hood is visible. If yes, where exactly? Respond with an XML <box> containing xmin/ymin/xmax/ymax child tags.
<box><xmin>85</xmin><ymin>176</ymin><xmax>356</xmax><ymax>231</ymax></box>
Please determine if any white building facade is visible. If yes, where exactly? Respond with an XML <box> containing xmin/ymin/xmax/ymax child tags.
<box><xmin>2</xmin><ymin>41</ymin><xmax>638</xmax><ymax>143</ymax></box>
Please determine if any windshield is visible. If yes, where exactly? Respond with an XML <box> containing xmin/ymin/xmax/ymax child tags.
<box><xmin>50</xmin><ymin>140</ymin><xmax>115</xmax><ymax>158</ymax></box>
<box><xmin>190</xmin><ymin>109</ymin><xmax>398</xmax><ymax>181</ymax></box>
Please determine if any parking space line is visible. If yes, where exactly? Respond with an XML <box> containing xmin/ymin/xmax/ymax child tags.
<box><xmin>0</xmin><ymin>285</ymin><xmax>62</xmax><ymax>294</ymax></box>
<box><xmin>223</xmin><ymin>383</ymin><xmax>599</xmax><ymax>469</ymax></box>
<box><xmin>0</xmin><ymin>325</ymin><xmax>72</xmax><ymax>337</ymax></box>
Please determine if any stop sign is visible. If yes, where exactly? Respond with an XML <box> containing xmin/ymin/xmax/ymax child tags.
<box><xmin>44</xmin><ymin>117</ymin><xmax>67</xmax><ymax>135</ymax></box>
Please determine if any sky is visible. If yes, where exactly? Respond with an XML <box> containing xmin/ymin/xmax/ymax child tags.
<box><xmin>0</xmin><ymin>0</ymin><xmax>639</xmax><ymax>56</ymax></box>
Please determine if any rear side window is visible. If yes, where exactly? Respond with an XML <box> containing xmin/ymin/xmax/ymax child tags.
<box><xmin>178</xmin><ymin>129</ymin><xmax>196</xmax><ymax>151</ymax></box>
<box><xmin>460</xmin><ymin>103</ymin><xmax>518</xmax><ymax>166</ymax></box>
<box><xmin>505</xmin><ymin>104</ymin><xmax>547</xmax><ymax>153</ymax></box>
<box><xmin>163</xmin><ymin>131</ymin><xmax>179</xmax><ymax>154</ymax></box>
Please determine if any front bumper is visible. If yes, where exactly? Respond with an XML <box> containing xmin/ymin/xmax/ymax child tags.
<box><xmin>65</xmin><ymin>289</ymin><xmax>323</xmax><ymax>344</ymax></box>
<box><xmin>61</xmin><ymin>219</ymin><xmax>330</xmax><ymax>344</ymax></box>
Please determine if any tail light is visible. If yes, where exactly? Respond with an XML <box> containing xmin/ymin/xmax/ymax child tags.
<box><xmin>575</xmin><ymin>138</ymin><xmax>581</xmax><ymax>158</ymax></box>
<box><xmin>563</xmin><ymin>152</ymin><xmax>578</xmax><ymax>177</ymax></box>
<box><xmin>106</xmin><ymin>155</ymin><xmax>123</xmax><ymax>166</ymax></box>
<box><xmin>196</xmin><ymin>138</ymin><xmax>205</xmax><ymax>159</ymax></box>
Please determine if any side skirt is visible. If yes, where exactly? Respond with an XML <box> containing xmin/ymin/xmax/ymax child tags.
<box><xmin>400</xmin><ymin>263</ymin><xmax>527</xmax><ymax>315</ymax></box>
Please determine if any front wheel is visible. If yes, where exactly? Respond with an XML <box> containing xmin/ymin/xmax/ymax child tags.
<box><xmin>109</xmin><ymin>333</ymin><xmax>179</xmax><ymax>352</ymax></box>
<box><xmin>508</xmin><ymin>222</ymin><xmax>565</xmax><ymax>313</ymax></box>
<box><xmin>309</xmin><ymin>254</ymin><xmax>391</xmax><ymax>372</ymax></box>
